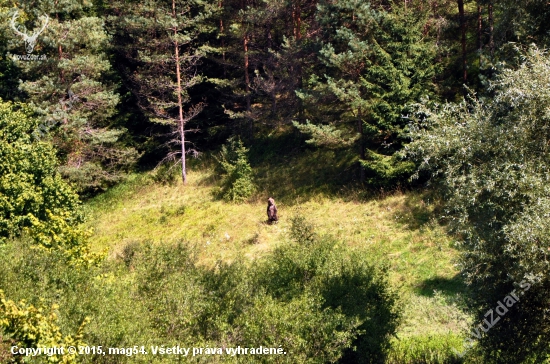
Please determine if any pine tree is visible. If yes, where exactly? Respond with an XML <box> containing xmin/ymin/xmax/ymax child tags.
<box><xmin>108</xmin><ymin>0</ymin><xmax>217</xmax><ymax>183</ymax></box>
<box><xmin>8</xmin><ymin>1</ymin><xmax>138</xmax><ymax>194</ymax></box>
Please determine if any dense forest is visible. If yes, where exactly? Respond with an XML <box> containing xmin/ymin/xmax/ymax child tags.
<box><xmin>1</xmin><ymin>0</ymin><xmax>550</xmax><ymax>363</ymax></box>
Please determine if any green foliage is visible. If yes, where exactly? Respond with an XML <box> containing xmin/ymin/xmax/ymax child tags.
<box><xmin>216</xmin><ymin>137</ymin><xmax>256</xmax><ymax>203</ymax></box>
<box><xmin>297</xmin><ymin>0</ymin><xmax>436</xmax><ymax>186</ymax></box>
<box><xmin>107</xmin><ymin>0</ymin><xmax>218</xmax><ymax>183</ymax></box>
<box><xmin>292</xmin><ymin>120</ymin><xmax>359</xmax><ymax>149</ymax></box>
<box><xmin>8</xmin><ymin>3</ymin><xmax>138</xmax><ymax>194</ymax></box>
<box><xmin>0</xmin><ymin>100</ymin><xmax>79</xmax><ymax>241</ymax></box>
<box><xmin>387</xmin><ymin>333</ymin><xmax>464</xmax><ymax>364</ymax></box>
<box><xmin>289</xmin><ymin>215</ymin><xmax>316</xmax><ymax>245</ymax></box>
<box><xmin>257</xmin><ymin>220</ymin><xmax>401</xmax><ymax>363</ymax></box>
<box><xmin>407</xmin><ymin>46</ymin><xmax>550</xmax><ymax>362</ymax></box>
<box><xmin>27</xmin><ymin>210</ymin><xmax>104</xmax><ymax>267</ymax></box>
<box><xmin>232</xmin><ymin>292</ymin><xmax>360</xmax><ymax>364</ymax></box>
<box><xmin>0</xmin><ymin>100</ymin><xmax>100</xmax><ymax>264</ymax></box>
<box><xmin>0</xmin><ymin>217</ymin><xmax>399</xmax><ymax>363</ymax></box>
<box><xmin>151</xmin><ymin>163</ymin><xmax>179</xmax><ymax>186</ymax></box>
<box><xmin>360</xmin><ymin>150</ymin><xmax>416</xmax><ymax>187</ymax></box>
<box><xmin>110</xmin><ymin>234</ymin><xmax>398</xmax><ymax>363</ymax></box>
<box><xmin>0</xmin><ymin>239</ymin><xmax>149</xmax><ymax>363</ymax></box>
<box><xmin>0</xmin><ymin>290</ymin><xmax>88</xmax><ymax>364</ymax></box>
<box><xmin>131</xmin><ymin>232</ymin><xmax>399</xmax><ymax>363</ymax></box>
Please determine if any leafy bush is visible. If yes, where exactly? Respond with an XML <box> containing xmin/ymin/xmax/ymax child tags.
<box><xmin>127</xmin><ymin>225</ymin><xmax>398</xmax><ymax>363</ymax></box>
<box><xmin>0</xmin><ymin>100</ymin><xmax>80</xmax><ymax>243</ymax></box>
<box><xmin>0</xmin><ymin>291</ymin><xmax>88</xmax><ymax>364</ymax></box>
<box><xmin>0</xmin><ymin>100</ymin><xmax>98</xmax><ymax>265</ymax></box>
<box><xmin>407</xmin><ymin>46</ymin><xmax>550</xmax><ymax>362</ymax></box>
<box><xmin>289</xmin><ymin>215</ymin><xmax>317</xmax><ymax>245</ymax></box>
<box><xmin>255</xmin><ymin>219</ymin><xmax>401</xmax><ymax>363</ymax></box>
<box><xmin>0</xmin><ymin>240</ymin><xmax>151</xmax><ymax>363</ymax></box>
<box><xmin>216</xmin><ymin>137</ymin><xmax>256</xmax><ymax>203</ymax></box>
<box><xmin>230</xmin><ymin>292</ymin><xmax>361</xmax><ymax>364</ymax></box>
<box><xmin>0</xmin><ymin>223</ymin><xmax>399</xmax><ymax>363</ymax></box>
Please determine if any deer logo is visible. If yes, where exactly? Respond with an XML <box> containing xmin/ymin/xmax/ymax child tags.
<box><xmin>10</xmin><ymin>11</ymin><xmax>49</xmax><ymax>54</ymax></box>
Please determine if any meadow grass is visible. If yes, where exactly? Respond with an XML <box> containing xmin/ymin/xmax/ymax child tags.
<box><xmin>83</xmin><ymin>146</ymin><xmax>470</xmax><ymax>363</ymax></box>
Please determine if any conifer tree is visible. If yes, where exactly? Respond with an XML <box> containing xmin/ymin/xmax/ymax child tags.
<box><xmin>209</xmin><ymin>0</ymin><xmax>321</xmax><ymax>135</ymax></box>
<box><xmin>8</xmin><ymin>1</ymin><xmax>138</xmax><ymax>194</ymax></box>
<box><xmin>108</xmin><ymin>0</ymin><xmax>216</xmax><ymax>183</ymax></box>
<box><xmin>296</xmin><ymin>0</ymin><xmax>436</xmax><ymax>186</ymax></box>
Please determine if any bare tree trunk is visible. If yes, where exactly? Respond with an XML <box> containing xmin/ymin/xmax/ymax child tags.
<box><xmin>357</xmin><ymin>114</ymin><xmax>365</xmax><ymax>184</ymax></box>
<box><xmin>173</xmin><ymin>0</ymin><xmax>187</xmax><ymax>183</ymax></box>
<box><xmin>294</xmin><ymin>0</ymin><xmax>302</xmax><ymax>41</ymax></box>
<box><xmin>266</xmin><ymin>21</ymin><xmax>276</xmax><ymax>115</ymax></box>
<box><xmin>294</xmin><ymin>0</ymin><xmax>305</xmax><ymax>123</ymax></box>
<box><xmin>489</xmin><ymin>0</ymin><xmax>494</xmax><ymax>59</ymax></box>
<box><xmin>219</xmin><ymin>0</ymin><xmax>226</xmax><ymax>77</ymax></box>
<box><xmin>243</xmin><ymin>33</ymin><xmax>252</xmax><ymax>135</ymax></box>
<box><xmin>458</xmin><ymin>0</ymin><xmax>467</xmax><ymax>83</ymax></box>
<box><xmin>433</xmin><ymin>0</ymin><xmax>442</xmax><ymax>63</ymax></box>
<box><xmin>238</xmin><ymin>0</ymin><xmax>253</xmax><ymax>137</ymax></box>
<box><xmin>477</xmin><ymin>2</ymin><xmax>483</xmax><ymax>67</ymax></box>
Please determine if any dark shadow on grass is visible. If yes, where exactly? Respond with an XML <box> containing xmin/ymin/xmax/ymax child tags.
<box><xmin>416</xmin><ymin>274</ymin><xmax>467</xmax><ymax>298</ymax></box>
<box><xmin>248</xmin><ymin>132</ymin><xmax>365</xmax><ymax>205</ymax></box>
<box><xmin>392</xmin><ymin>189</ymin><xmax>447</xmax><ymax>232</ymax></box>
<box><xmin>193</xmin><ymin>130</ymin><xmax>437</xmax><ymax>206</ymax></box>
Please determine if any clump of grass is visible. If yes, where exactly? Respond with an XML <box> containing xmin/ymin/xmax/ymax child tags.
<box><xmin>245</xmin><ymin>231</ymin><xmax>260</xmax><ymax>245</ymax></box>
<box><xmin>387</xmin><ymin>333</ymin><xmax>465</xmax><ymax>364</ymax></box>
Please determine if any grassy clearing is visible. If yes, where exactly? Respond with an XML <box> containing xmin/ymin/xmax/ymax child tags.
<box><xmin>85</xmin><ymin>170</ymin><xmax>456</xmax><ymax>289</ymax></box>
<box><xmin>83</xmin><ymin>144</ymin><xmax>470</xmax><ymax>362</ymax></box>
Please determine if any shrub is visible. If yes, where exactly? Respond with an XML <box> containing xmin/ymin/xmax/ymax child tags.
<box><xmin>216</xmin><ymin>137</ymin><xmax>256</xmax><ymax>203</ymax></box>
<box><xmin>0</xmin><ymin>239</ymin><xmax>151</xmax><ymax>363</ymax></box>
<box><xmin>0</xmin><ymin>227</ymin><xmax>399</xmax><ymax>363</ymax></box>
<box><xmin>407</xmin><ymin>46</ymin><xmax>550</xmax><ymax>362</ymax></box>
<box><xmin>289</xmin><ymin>215</ymin><xmax>317</xmax><ymax>245</ymax></box>
<box><xmin>0</xmin><ymin>290</ymin><xmax>88</xmax><ymax>364</ymax></box>
<box><xmin>255</xmin><ymin>230</ymin><xmax>401</xmax><ymax>363</ymax></box>
<box><xmin>0</xmin><ymin>100</ymin><xmax>97</xmax><ymax>265</ymax></box>
<box><xmin>151</xmin><ymin>163</ymin><xmax>179</xmax><ymax>186</ymax></box>
<box><xmin>0</xmin><ymin>100</ymin><xmax>80</xmax><ymax>243</ymax></box>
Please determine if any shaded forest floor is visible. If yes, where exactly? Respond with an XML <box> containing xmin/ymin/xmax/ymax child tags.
<box><xmin>84</xmin><ymin>143</ymin><xmax>470</xmax><ymax>362</ymax></box>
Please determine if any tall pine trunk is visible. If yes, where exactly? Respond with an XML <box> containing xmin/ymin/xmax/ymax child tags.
<box><xmin>173</xmin><ymin>0</ymin><xmax>187</xmax><ymax>183</ymax></box>
<box><xmin>488</xmin><ymin>1</ymin><xmax>494</xmax><ymax>59</ymax></box>
<box><xmin>458</xmin><ymin>0</ymin><xmax>467</xmax><ymax>83</ymax></box>
<box><xmin>477</xmin><ymin>2</ymin><xmax>482</xmax><ymax>67</ymax></box>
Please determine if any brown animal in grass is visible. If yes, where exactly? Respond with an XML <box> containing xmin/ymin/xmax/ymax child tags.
<box><xmin>267</xmin><ymin>197</ymin><xmax>278</xmax><ymax>223</ymax></box>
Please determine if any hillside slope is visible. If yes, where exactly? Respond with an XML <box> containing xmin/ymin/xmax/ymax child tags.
<box><xmin>84</xmin><ymin>163</ymin><xmax>470</xmax><ymax>362</ymax></box>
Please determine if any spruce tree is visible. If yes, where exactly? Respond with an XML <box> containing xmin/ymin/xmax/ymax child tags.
<box><xmin>296</xmin><ymin>0</ymin><xmax>436</xmax><ymax>186</ymax></box>
<box><xmin>205</xmin><ymin>0</ymin><xmax>322</xmax><ymax>137</ymax></box>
